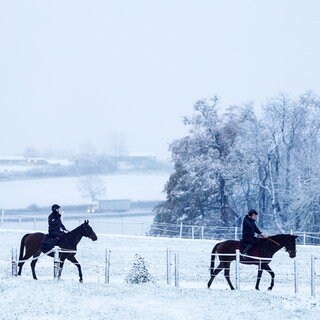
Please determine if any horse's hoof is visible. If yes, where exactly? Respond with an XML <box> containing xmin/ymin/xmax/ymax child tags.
<box><xmin>255</xmin><ymin>287</ymin><xmax>260</xmax><ymax>291</ymax></box>
<box><xmin>79</xmin><ymin>279</ymin><xmax>83</xmax><ymax>283</ymax></box>
<box><xmin>268</xmin><ymin>287</ymin><xmax>272</xmax><ymax>291</ymax></box>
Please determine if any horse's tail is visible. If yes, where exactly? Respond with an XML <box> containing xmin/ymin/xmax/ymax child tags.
<box><xmin>19</xmin><ymin>233</ymin><xmax>30</xmax><ymax>261</ymax></box>
<box><xmin>210</xmin><ymin>243</ymin><xmax>219</xmax><ymax>276</ymax></box>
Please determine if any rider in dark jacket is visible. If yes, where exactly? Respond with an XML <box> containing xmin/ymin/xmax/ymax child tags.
<box><xmin>242</xmin><ymin>209</ymin><xmax>265</xmax><ymax>255</ymax></box>
<box><xmin>48</xmin><ymin>204</ymin><xmax>68</xmax><ymax>243</ymax></box>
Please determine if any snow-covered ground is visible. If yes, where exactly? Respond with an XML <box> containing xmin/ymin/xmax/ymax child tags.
<box><xmin>0</xmin><ymin>173</ymin><xmax>169</xmax><ymax>209</ymax></box>
<box><xmin>1</xmin><ymin>214</ymin><xmax>155</xmax><ymax>237</ymax></box>
<box><xmin>1</xmin><ymin>228</ymin><xmax>320</xmax><ymax>320</ymax></box>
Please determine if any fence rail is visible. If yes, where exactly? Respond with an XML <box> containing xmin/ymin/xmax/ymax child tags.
<box><xmin>2</xmin><ymin>211</ymin><xmax>320</xmax><ymax>245</ymax></box>
<box><xmin>11</xmin><ymin>246</ymin><xmax>318</xmax><ymax>296</ymax></box>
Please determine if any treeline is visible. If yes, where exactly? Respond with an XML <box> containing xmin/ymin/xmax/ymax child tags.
<box><xmin>0</xmin><ymin>155</ymin><xmax>171</xmax><ymax>181</ymax></box>
<box><xmin>151</xmin><ymin>92</ymin><xmax>320</xmax><ymax>236</ymax></box>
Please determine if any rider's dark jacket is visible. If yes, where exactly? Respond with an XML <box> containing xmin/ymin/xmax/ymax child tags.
<box><xmin>48</xmin><ymin>211</ymin><xmax>67</xmax><ymax>238</ymax></box>
<box><xmin>242</xmin><ymin>215</ymin><xmax>262</xmax><ymax>244</ymax></box>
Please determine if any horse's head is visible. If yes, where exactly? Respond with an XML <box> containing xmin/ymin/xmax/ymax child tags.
<box><xmin>81</xmin><ymin>220</ymin><xmax>98</xmax><ymax>241</ymax></box>
<box><xmin>283</xmin><ymin>234</ymin><xmax>298</xmax><ymax>258</ymax></box>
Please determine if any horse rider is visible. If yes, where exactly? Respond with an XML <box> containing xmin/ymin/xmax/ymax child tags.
<box><xmin>241</xmin><ymin>209</ymin><xmax>265</xmax><ymax>256</ymax></box>
<box><xmin>48</xmin><ymin>204</ymin><xmax>69</xmax><ymax>246</ymax></box>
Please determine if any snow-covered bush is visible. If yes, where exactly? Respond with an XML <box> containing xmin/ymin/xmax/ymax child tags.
<box><xmin>125</xmin><ymin>254</ymin><xmax>153</xmax><ymax>284</ymax></box>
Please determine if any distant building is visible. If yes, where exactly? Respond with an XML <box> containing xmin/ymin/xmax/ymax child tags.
<box><xmin>0</xmin><ymin>156</ymin><xmax>26</xmax><ymax>165</ymax></box>
<box><xmin>0</xmin><ymin>155</ymin><xmax>49</xmax><ymax>166</ymax></box>
<box><xmin>114</xmin><ymin>154</ymin><xmax>159</xmax><ymax>171</ymax></box>
<box><xmin>26</xmin><ymin>157</ymin><xmax>49</xmax><ymax>165</ymax></box>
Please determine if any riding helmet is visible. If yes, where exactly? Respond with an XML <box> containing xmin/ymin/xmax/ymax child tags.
<box><xmin>52</xmin><ymin>204</ymin><xmax>61</xmax><ymax>211</ymax></box>
<box><xmin>248</xmin><ymin>209</ymin><xmax>258</xmax><ymax>216</ymax></box>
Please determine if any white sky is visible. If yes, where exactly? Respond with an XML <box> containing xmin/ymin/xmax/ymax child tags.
<box><xmin>1</xmin><ymin>1</ymin><xmax>320</xmax><ymax>160</ymax></box>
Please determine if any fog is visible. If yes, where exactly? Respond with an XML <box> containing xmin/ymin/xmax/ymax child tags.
<box><xmin>1</xmin><ymin>1</ymin><xmax>320</xmax><ymax>160</ymax></box>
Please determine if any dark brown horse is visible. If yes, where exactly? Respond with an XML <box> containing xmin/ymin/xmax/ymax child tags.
<box><xmin>207</xmin><ymin>234</ymin><xmax>298</xmax><ymax>290</ymax></box>
<box><xmin>17</xmin><ymin>220</ymin><xmax>98</xmax><ymax>282</ymax></box>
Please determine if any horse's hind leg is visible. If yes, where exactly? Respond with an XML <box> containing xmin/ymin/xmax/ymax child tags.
<box><xmin>30</xmin><ymin>252</ymin><xmax>41</xmax><ymax>280</ymax></box>
<box><xmin>17</xmin><ymin>261</ymin><xmax>25</xmax><ymax>276</ymax></box>
<box><xmin>18</xmin><ymin>253</ymin><xmax>33</xmax><ymax>276</ymax></box>
<box><xmin>68</xmin><ymin>255</ymin><xmax>83</xmax><ymax>283</ymax></box>
<box><xmin>223</xmin><ymin>263</ymin><xmax>235</xmax><ymax>290</ymax></box>
<box><xmin>207</xmin><ymin>262</ymin><xmax>224</xmax><ymax>289</ymax></box>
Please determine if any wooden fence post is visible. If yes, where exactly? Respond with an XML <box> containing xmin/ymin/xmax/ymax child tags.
<box><xmin>105</xmin><ymin>249</ymin><xmax>111</xmax><ymax>284</ymax></box>
<box><xmin>235</xmin><ymin>249</ymin><xmax>240</xmax><ymax>290</ymax></box>
<box><xmin>294</xmin><ymin>259</ymin><xmax>298</xmax><ymax>294</ymax></box>
<box><xmin>166</xmin><ymin>248</ymin><xmax>171</xmax><ymax>285</ymax></box>
<box><xmin>53</xmin><ymin>246</ymin><xmax>60</xmax><ymax>280</ymax></box>
<box><xmin>311</xmin><ymin>255</ymin><xmax>316</xmax><ymax>297</ymax></box>
<box><xmin>174</xmin><ymin>252</ymin><xmax>179</xmax><ymax>287</ymax></box>
<box><xmin>11</xmin><ymin>248</ymin><xmax>17</xmax><ymax>276</ymax></box>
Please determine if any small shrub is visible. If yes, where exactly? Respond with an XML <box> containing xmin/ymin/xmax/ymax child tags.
<box><xmin>125</xmin><ymin>254</ymin><xmax>153</xmax><ymax>284</ymax></box>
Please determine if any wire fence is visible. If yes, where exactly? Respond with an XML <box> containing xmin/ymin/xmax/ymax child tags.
<box><xmin>4</xmin><ymin>228</ymin><xmax>320</xmax><ymax>296</ymax></box>
<box><xmin>148</xmin><ymin>222</ymin><xmax>320</xmax><ymax>245</ymax></box>
<box><xmin>1</xmin><ymin>212</ymin><xmax>320</xmax><ymax>245</ymax></box>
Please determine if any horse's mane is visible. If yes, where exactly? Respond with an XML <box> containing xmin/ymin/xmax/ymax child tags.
<box><xmin>263</xmin><ymin>234</ymin><xmax>296</xmax><ymax>247</ymax></box>
<box><xmin>269</xmin><ymin>234</ymin><xmax>292</xmax><ymax>240</ymax></box>
<box><xmin>69</xmin><ymin>223</ymin><xmax>84</xmax><ymax>233</ymax></box>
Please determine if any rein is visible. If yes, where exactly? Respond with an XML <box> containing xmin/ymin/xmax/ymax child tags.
<box><xmin>266</xmin><ymin>237</ymin><xmax>281</xmax><ymax>246</ymax></box>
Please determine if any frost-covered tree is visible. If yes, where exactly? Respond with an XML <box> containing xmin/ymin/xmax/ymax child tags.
<box><xmin>152</xmin><ymin>98</ymin><xmax>260</xmax><ymax>236</ymax></box>
<box><xmin>260</xmin><ymin>92</ymin><xmax>320</xmax><ymax>232</ymax></box>
<box><xmin>77</xmin><ymin>175</ymin><xmax>106</xmax><ymax>202</ymax></box>
<box><xmin>151</xmin><ymin>91</ymin><xmax>320</xmax><ymax>238</ymax></box>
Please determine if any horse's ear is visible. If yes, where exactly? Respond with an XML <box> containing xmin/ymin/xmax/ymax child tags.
<box><xmin>84</xmin><ymin>219</ymin><xmax>89</xmax><ymax>224</ymax></box>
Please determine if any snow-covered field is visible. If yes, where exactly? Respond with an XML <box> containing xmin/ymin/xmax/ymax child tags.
<box><xmin>0</xmin><ymin>173</ymin><xmax>169</xmax><ymax>209</ymax></box>
<box><xmin>1</xmin><ymin>173</ymin><xmax>320</xmax><ymax>319</ymax></box>
<box><xmin>1</xmin><ymin>214</ymin><xmax>155</xmax><ymax>237</ymax></box>
<box><xmin>1</xmin><ymin>228</ymin><xmax>320</xmax><ymax>320</ymax></box>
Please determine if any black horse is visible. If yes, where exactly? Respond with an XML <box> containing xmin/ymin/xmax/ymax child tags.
<box><xmin>207</xmin><ymin>234</ymin><xmax>298</xmax><ymax>291</ymax></box>
<box><xmin>17</xmin><ymin>220</ymin><xmax>98</xmax><ymax>282</ymax></box>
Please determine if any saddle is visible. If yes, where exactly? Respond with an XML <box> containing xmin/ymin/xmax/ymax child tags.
<box><xmin>41</xmin><ymin>234</ymin><xmax>61</xmax><ymax>252</ymax></box>
<box><xmin>237</xmin><ymin>240</ymin><xmax>259</xmax><ymax>257</ymax></box>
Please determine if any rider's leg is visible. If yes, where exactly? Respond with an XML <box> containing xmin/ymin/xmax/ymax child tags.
<box><xmin>242</xmin><ymin>243</ymin><xmax>254</xmax><ymax>255</ymax></box>
<box><xmin>243</xmin><ymin>238</ymin><xmax>259</xmax><ymax>255</ymax></box>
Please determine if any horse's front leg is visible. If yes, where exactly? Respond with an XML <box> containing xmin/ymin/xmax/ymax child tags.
<box><xmin>263</xmin><ymin>264</ymin><xmax>275</xmax><ymax>290</ymax></box>
<box><xmin>58</xmin><ymin>255</ymin><xmax>66</xmax><ymax>279</ymax></box>
<box><xmin>68</xmin><ymin>255</ymin><xmax>83</xmax><ymax>283</ymax></box>
<box><xmin>255</xmin><ymin>268</ymin><xmax>263</xmax><ymax>290</ymax></box>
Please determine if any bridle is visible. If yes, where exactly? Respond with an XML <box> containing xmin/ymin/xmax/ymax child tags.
<box><xmin>267</xmin><ymin>236</ymin><xmax>295</xmax><ymax>255</ymax></box>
